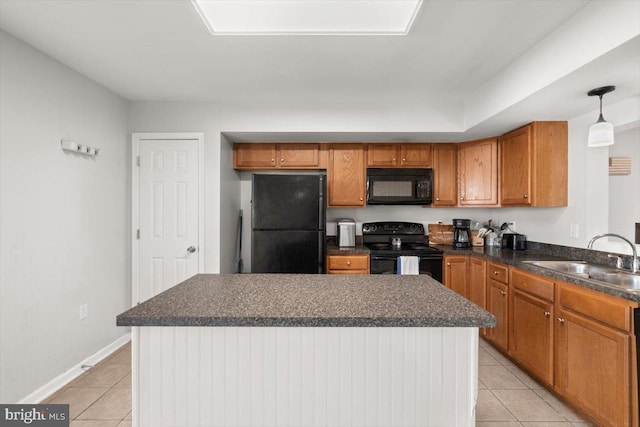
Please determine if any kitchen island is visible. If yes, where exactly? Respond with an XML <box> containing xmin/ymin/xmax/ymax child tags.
<box><xmin>117</xmin><ymin>274</ymin><xmax>495</xmax><ymax>427</ymax></box>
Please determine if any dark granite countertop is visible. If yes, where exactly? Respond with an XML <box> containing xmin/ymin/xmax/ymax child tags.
<box><xmin>326</xmin><ymin>236</ymin><xmax>370</xmax><ymax>256</ymax></box>
<box><xmin>117</xmin><ymin>273</ymin><xmax>496</xmax><ymax>328</ymax></box>
<box><xmin>435</xmin><ymin>243</ymin><xmax>640</xmax><ymax>303</ymax></box>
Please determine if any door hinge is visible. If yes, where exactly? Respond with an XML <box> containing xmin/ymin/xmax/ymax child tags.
<box><xmin>136</xmin><ymin>156</ymin><xmax>140</xmax><ymax>167</ymax></box>
<box><xmin>136</xmin><ymin>229</ymin><xmax>140</xmax><ymax>239</ymax></box>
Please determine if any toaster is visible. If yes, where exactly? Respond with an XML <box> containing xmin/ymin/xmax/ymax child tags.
<box><xmin>336</xmin><ymin>218</ymin><xmax>356</xmax><ymax>247</ymax></box>
<box><xmin>501</xmin><ymin>233</ymin><xmax>527</xmax><ymax>250</ymax></box>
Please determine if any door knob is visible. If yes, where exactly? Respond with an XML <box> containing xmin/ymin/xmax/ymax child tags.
<box><xmin>187</xmin><ymin>246</ymin><xmax>196</xmax><ymax>253</ymax></box>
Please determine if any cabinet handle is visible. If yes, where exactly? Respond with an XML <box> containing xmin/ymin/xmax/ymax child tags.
<box><xmin>557</xmin><ymin>317</ymin><xmax>565</xmax><ymax>323</ymax></box>
<box><xmin>271</xmin><ymin>158</ymin><xmax>275</xmax><ymax>162</ymax></box>
<box><xmin>493</xmin><ymin>270</ymin><xmax>499</xmax><ymax>275</ymax></box>
<box><xmin>460</xmin><ymin>196</ymin><xmax>465</xmax><ymax>200</ymax></box>
<box><xmin>523</xmin><ymin>194</ymin><xmax>528</xmax><ymax>198</ymax></box>
<box><xmin>500</xmin><ymin>291</ymin><xmax>506</xmax><ymax>296</ymax></box>
<box><xmin>280</xmin><ymin>158</ymin><xmax>285</xmax><ymax>162</ymax></box>
<box><xmin>402</xmin><ymin>158</ymin><xmax>406</xmax><ymax>162</ymax></box>
<box><xmin>447</xmin><ymin>262</ymin><xmax>451</xmax><ymax>266</ymax></box>
<box><xmin>359</xmin><ymin>197</ymin><xmax>363</xmax><ymax>201</ymax></box>
<box><xmin>543</xmin><ymin>311</ymin><xmax>550</xmax><ymax>317</ymax></box>
<box><xmin>435</xmin><ymin>197</ymin><xmax>440</xmax><ymax>201</ymax></box>
<box><xmin>346</xmin><ymin>261</ymin><xmax>351</xmax><ymax>266</ymax></box>
<box><xmin>392</xmin><ymin>158</ymin><xmax>397</xmax><ymax>162</ymax></box>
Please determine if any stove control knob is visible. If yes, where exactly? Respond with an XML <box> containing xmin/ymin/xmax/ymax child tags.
<box><xmin>363</xmin><ymin>225</ymin><xmax>369</xmax><ymax>232</ymax></box>
<box><xmin>371</xmin><ymin>225</ymin><xmax>377</xmax><ymax>232</ymax></box>
<box><xmin>410</xmin><ymin>224</ymin><xmax>416</xmax><ymax>231</ymax></box>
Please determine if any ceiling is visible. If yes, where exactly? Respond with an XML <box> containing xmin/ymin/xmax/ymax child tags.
<box><xmin>1</xmin><ymin>0</ymin><xmax>639</xmax><ymax>139</ymax></box>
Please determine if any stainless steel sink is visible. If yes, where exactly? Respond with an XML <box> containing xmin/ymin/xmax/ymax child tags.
<box><xmin>523</xmin><ymin>260</ymin><xmax>640</xmax><ymax>292</ymax></box>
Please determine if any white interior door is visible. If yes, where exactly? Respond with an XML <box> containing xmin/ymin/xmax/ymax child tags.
<box><xmin>134</xmin><ymin>135</ymin><xmax>202</xmax><ymax>303</ymax></box>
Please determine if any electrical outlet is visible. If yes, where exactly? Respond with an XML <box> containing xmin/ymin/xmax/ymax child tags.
<box><xmin>570</xmin><ymin>224</ymin><xmax>579</xmax><ymax>239</ymax></box>
<box><xmin>508</xmin><ymin>221</ymin><xmax>516</xmax><ymax>232</ymax></box>
<box><xmin>79</xmin><ymin>303</ymin><xmax>88</xmax><ymax>320</ymax></box>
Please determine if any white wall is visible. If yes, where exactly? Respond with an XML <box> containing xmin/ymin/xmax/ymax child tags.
<box><xmin>609</xmin><ymin>126</ymin><xmax>640</xmax><ymax>243</ymax></box>
<box><xmin>0</xmin><ymin>31</ymin><xmax>130</xmax><ymax>403</ymax></box>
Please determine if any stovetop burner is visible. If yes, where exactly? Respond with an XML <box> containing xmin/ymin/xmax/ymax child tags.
<box><xmin>362</xmin><ymin>221</ymin><xmax>442</xmax><ymax>256</ymax></box>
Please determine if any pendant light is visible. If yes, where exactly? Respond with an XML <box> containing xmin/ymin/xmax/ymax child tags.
<box><xmin>587</xmin><ymin>85</ymin><xmax>615</xmax><ymax>147</ymax></box>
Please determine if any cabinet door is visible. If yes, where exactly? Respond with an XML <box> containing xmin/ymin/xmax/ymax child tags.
<box><xmin>458</xmin><ymin>138</ymin><xmax>498</xmax><ymax>206</ymax></box>
<box><xmin>367</xmin><ymin>144</ymin><xmax>399</xmax><ymax>167</ymax></box>
<box><xmin>509</xmin><ymin>289</ymin><xmax>554</xmax><ymax>386</ymax></box>
<box><xmin>400</xmin><ymin>144</ymin><xmax>432</xmax><ymax>167</ymax></box>
<box><xmin>500</xmin><ymin>125</ymin><xmax>532</xmax><ymax>206</ymax></box>
<box><xmin>444</xmin><ymin>255</ymin><xmax>468</xmax><ymax>298</ymax></box>
<box><xmin>468</xmin><ymin>257</ymin><xmax>486</xmax><ymax>307</ymax></box>
<box><xmin>278</xmin><ymin>144</ymin><xmax>320</xmax><ymax>168</ymax></box>
<box><xmin>555</xmin><ymin>309</ymin><xmax>630</xmax><ymax>427</ymax></box>
<box><xmin>432</xmin><ymin>144</ymin><xmax>457</xmax><ymax>206</ymax></box>
<box><xmin>469</xmin><ymin>257</ymin><xmax>487</xmax><ymax>336</ymax></box>
<box><xmin>328</xmin><ymin>145</ymin><xmax>366</xmax><ymax>207</ymax></box>
<box><xmin>234</xmin><ymin>144</ymin><xmax>277</xmax><ymax>169</ymax></box>
<box><xmin>486</xmin><ymin>279</ymin><xmax>509</xmax><ymax>351</ymax></box>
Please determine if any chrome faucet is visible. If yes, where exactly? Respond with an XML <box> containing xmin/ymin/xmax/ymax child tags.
<box><xmin>587</xmin><ymin>233</ymin><xmax>639</xmax><ymax>273</ymax></box>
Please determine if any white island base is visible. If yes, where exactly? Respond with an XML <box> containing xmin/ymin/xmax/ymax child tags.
<box><xmin>132</xmin><ymin>326</ymin><xmax>479</xmax><ymax>427</ymax></box>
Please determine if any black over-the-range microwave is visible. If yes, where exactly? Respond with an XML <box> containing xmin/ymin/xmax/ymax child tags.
<box><xmin>366</xmin><ymin>168</ymin><xmax>433</xmax><ymax>205</ymax></box>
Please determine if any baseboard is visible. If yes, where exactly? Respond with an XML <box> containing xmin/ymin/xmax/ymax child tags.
<box><xmin>18</xmin><ymin>332</ymin><xmax>132</xmax><ymax>404</ymax></box>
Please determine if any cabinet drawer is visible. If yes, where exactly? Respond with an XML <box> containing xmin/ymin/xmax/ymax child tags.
<box><xmin>511</xmin><ymin>268</ymin><xmax>554</xmax><ymax>302</ymax></box>
<box><xmin>557</xmin><ymin>281</ymin><xmax>633</xmax><ymax>332</ymax></box>
<box><xmin>327</xmin><ymin>255</ymin><xmax>369</xmax><ymax>271</ymax></box>
<box><xmin>487</xmin><ymin>262</ymin><xmax>509</xmax><ymax>284</ymax></box>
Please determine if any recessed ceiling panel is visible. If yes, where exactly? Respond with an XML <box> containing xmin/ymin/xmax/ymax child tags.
<box><xmin>191</xmin><ymin>0</ymin><xmax>422</xmax><ymax>35</ymax></box>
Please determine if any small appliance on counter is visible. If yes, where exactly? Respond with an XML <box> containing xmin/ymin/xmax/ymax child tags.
<box><xmin>452</xmin><ymin>219</ymin><xmax>471</xmax><ymax>248</ymax></box>
<box><xmin>336</xmin><ymin>218</ymin><xmax>356</xmax><ymax>247</ymax></box>
<box><xmin>501</xmin><ymin>233</ymin><xmax>527</xmax><ymax>250</ymax></box>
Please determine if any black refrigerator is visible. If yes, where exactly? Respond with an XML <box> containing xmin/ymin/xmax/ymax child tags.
<box><xmin>251</xmin><ymin>173</ymin><xmax>326</xmax><ymax>273</ymax></box>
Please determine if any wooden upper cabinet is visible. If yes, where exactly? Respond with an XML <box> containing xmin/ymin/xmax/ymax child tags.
<box><xmin>278</xmin><ymin>144</ymin><xmax>321</xmax><ymax>168</ymax></box>
<box><xmin>432</xmin><ymin>144</ymin><xmax>457</xmax><ymax>207</ymax></box>
<box><xmin>500</xmin><ymin>121</ymin><xmax>567</xmax><ymax>206</ymax></box>
<box><xmin>367</xmin><ymin>144</ymin><xmax>400</xmax><ymax>167</ymax></box>
<box><xmin>458</xmin><ymin>137</ymin><xmax>498</xmax><ymax>206</ymax></box>
<box><xmin>234</xmin><ymin>143</ymin><xmax>278</xmax><ymax>169</ymax></box>
<box><xmin>234</xmin><ymin>143</ymin><xmax>322</xmax><ymax>170</ymax></box>
<box><xmin>400</xmin><ymin>144</ymin><xmax>432</xmax><ymax>167</ymax></box>
<box><xmin>367</xmin><ymin>143</ymin><xmax>432</xmax><ymax>168</ymax></box>
<box><xmin>328</xmin><ymin>144</ymin><xmax>366</xmax><ymax>207</ymax></box>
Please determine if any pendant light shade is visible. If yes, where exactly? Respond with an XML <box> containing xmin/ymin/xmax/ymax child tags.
<box><xmin>587</xmin><ymin>85</ymin><xmax>615</xmax><ymax>147</ymax></box>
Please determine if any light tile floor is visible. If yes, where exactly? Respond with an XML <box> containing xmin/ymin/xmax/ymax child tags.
<box><xmin>42</xmin><ymin>339</ymin><xmax>593</xmax><ymax>426</ymax></box>
<box><xmin>477</xmin><ymin>338</ymin><xmax>593</xmax><ymax>427</ymax></box>
<box><xmin>42</xmin><ymin>342</ymin><xmax>132</xmax><ymax>427</ymax></box>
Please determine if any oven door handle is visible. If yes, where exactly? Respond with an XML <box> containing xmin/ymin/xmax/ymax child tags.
<box><xmin>370</xmin><ymin>255</ymin><xmax>399</xmax><ymax>261</ymax></box>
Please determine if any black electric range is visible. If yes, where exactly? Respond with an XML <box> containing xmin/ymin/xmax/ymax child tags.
<box><xmin>362</xmin><ymin>222</ymin><xmax>443</xmax><ymax>280</ymax></box>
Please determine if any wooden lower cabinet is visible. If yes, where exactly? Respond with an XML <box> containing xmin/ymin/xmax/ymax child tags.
<box><xmin>555</xmin><ymin>281</ymin><xmax>635</xmax><ymax>427</ymax></box>
<box><xmin>509</xmin><ymin>268</ymin><xmax>555</xmax><ymax>386</ymax></box>
<box><xmin>443</xmin><ymin>255</ymin><xmax>469</xmax><ymax>298</ymax></box>
<box><xmin>486</xmin><ymin>278</ymin><xmax>509</xmax><ymax>351</ymax></box>
<box><xmin>510</xmin><ymin>288</ymin><xmax>554</xmax><ymax>386</ymax></box>
<box><xmin>468</xmin><ymin>257</ymin><xmax>486</xmax><ymax>308</ymax></box>
<box><xmin>326</xmin><ymin>254</ymin><xmax>369</xmax><ymax>274</ymax></box>
<box><xmin>470</xmin><ymin>257</ymin><xmax>637</xmax><ymax>427</ymax></box>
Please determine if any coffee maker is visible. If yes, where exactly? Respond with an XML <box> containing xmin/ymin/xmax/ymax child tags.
<box><xmin>452</xmin><ymin>219</ymin><xmax>471</xmax><ymax>248</ymax></box>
